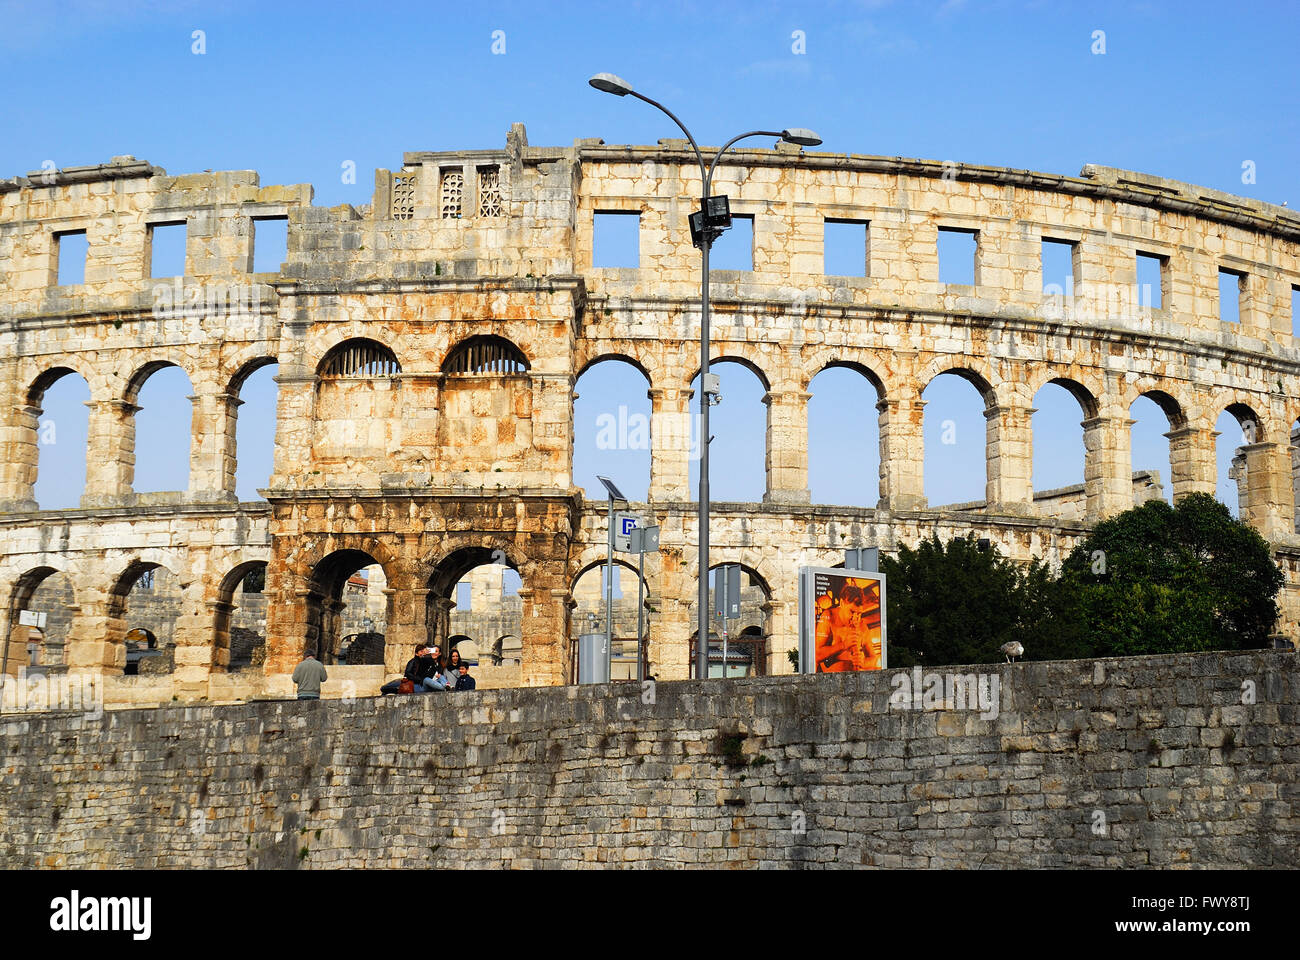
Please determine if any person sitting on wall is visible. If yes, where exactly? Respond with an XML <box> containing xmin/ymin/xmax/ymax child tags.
<box><xmin>444</xmin><ymin>648</ymin><xmax>463</xmax><ymax>690</ymax></box>
<box><xmin>452</xmin><ymin>658</ymin><xmax>476</xmax><ymax>691</ymax></box>
<box><xmin>381</xmin><ymin>642</ymin><xmax>447</xmax><ymax>694</ymax></box>
<box><xmin>420</xmin><ymin>644</ymin><xmax>451</xmax><ymax>691</ymax></box>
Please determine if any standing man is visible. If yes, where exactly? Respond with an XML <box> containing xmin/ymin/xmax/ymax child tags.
<box><xmin>292</xmin><ymin>647</ymin><xmax>328</xmax><ymax>700</ymax></box>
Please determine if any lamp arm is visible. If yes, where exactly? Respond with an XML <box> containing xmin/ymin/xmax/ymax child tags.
<box><xmin>705</xmin><ymin>130</ymin><xmax>785</xmax><ymax>196</ymax></box>
<box><xmin>628</xmin><ymin>91</ymin><xmax>709</xmax><ymax>186</ymax></box>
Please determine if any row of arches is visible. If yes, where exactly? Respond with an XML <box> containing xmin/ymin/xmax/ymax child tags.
<box><xmin>573</xmin><ymin>356</ymin><xmax>1288</xmax><ymax>523</ymax></box>
<box><xmin>4</xmin><ymin>542</ymin><xmax>785</xmax><ymax>684</ymax></box>
<box><xmin>18</xmin><ymin>331</ymin><xmax>1298</xmax><ymax>530</ymax></box>
<box><xmin>19</xmin><ymin>334</ymin><xmax>533</xmax><ymax>509</ymax></box>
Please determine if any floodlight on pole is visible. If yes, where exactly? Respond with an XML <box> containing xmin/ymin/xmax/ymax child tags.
<box><xmin>588</xmin><ymin>73</ymin><xmax>822</xmax><ymax>682</ymax></box>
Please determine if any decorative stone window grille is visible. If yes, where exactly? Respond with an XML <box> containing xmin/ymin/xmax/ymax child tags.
<box><xmin>440</xmin><ymin>169</ymin><xmax>464</xmax><ymax>219</ymax></box>
<box><xmin>319</xmin><ymin>339</ymin><xmax>402</xmax><ymax>378</ymax></box>
<box><xmin>442</xmin><ymin>335</ymin><xmax>529</xmax><ymax>374</ymax></box>
<box><xmin>391</xmin><ymin>173</ymin><xmax>417</xmax><ymax>221</ymax></box>
<box><xmin>478</xmin><ymin>166</ymin><xmax>503</xmax><ymax>217</ymax></box>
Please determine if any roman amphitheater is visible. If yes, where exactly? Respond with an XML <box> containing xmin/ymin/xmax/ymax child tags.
<box><xmin>3</xmin><ymin>123</ymin><xmax>1298</xmax><ymax>708</ymax></box>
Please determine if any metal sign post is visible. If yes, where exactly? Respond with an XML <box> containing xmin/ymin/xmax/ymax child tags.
<box><xmin>629</xmin><ymin>524</ymin><xmax>659</xmax><ymax>683</ymax></box>
<box><xmin>712</xmin><ymin>564</ymin><xmax>741</xmax><ymax>679</ymax></box>
<box><xmin>844</xmin><ymin>547</ymin><xmax>879</xmax><ymax>572</ymax></box>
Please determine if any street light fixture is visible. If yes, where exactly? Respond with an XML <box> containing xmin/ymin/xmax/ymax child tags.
<box><xmin>589</xmin><ymin>73</ymin><xmax>821</xmax><ymax>681</ymax></box>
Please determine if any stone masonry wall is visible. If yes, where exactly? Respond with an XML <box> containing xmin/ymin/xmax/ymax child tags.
<box><xmin>0</xmin><ymin>649</ymin><xmax>1293</xmax><ymax>869</ymax></box>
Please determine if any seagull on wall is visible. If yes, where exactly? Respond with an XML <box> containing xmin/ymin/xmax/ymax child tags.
<box><xmin>1000</xmin><ymin>641</ymin><xmax>1024</xmax><ymax>663</ymax></box>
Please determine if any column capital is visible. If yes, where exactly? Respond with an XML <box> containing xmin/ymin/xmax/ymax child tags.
<box><xmin>762</xmin><ymin>389</ymin><xmax>811</xmax><ymax>406</ymax></box>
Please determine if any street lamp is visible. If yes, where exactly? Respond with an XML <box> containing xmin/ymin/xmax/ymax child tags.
<box><xmin>589</xmin><ymin>73</ymin><xmax>821</xmax><ymax>681</ymax></box>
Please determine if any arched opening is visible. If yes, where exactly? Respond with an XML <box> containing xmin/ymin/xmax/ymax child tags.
<box><xmin>214</xmin><ymin>561</ymin><xmax>269</xmax><ymax>672</ymax></box>
<box><xmin>686</xmin><ymin>563</ymin><xmax>772</xmax><ymax>678</ymax></box>
<box><xmin>442</xmin><ymin>335</ymin><xmax>529</xmax><ymax>374</ymax></box>
<box><xmin>304</xmin><ymin>550</ymin><xmax>389</xmax><ymax>665</ymax></box>
<box><xmin>689</xmin><ymin>360</ymin><xmax>767</xmax><ymax>502</ymax></box>
<box><xmin>570</xmin><ymin>560</ymin><xmax>646</xmax><ymax>680</ymax></box>
<box><xmin>1130</xmin><ymin>391</ymin><xmax>1180</xmax><ymax>505</ymax></box>
<box><xmin>1216</xmin><ymin>404</ymin><xmax>1260</xmax><ymax>519</ymax></box>
<box><xmin>922</xmin><ymin>370</ymin><xmax>992</xmax><ymax>507</ymax></box>
<box><xmin>574</xmin><ymin>357</ymin><xmax>651</xmax><ymax>503</ymax></box>
<box><xmin>317</xmin><ymin>339</ymin><xmax>401</xmax><ymax>379</ymax></box>
<box><xmin>232</xmin><ymin>361</ymin><xmax>278</xmax><ymax>502</ymax></box>
<box><xmin>430</xmin><ymin>547</ymin><xmax>524</xmax><ymax>688</ymax></box>
<box><xmin>1031</xmin><ymin>379</ymin><xmax>1095</xmax><ymax>515</ymax></box>
<box><xmin>808</xmin><ymin>364</ymin><xmax>882</xmax><ymax>507</ymax></box>
<box><xmin>129</xmin><ymin>364</ymin><xmax>194</xmax><ymax>494</ymax></box>
<box><xmin>5</xmin><ymin>567</ymin><xmax>76</xmax><ymax>677</ymax></box>
<box><xmin>28</xmin><ymin>369</ymin><xmax>90</xmax><ymax>509</ymax></box>
<box><xmin>109</xmin><ymin>562</ymin><xmax>182</xmax><ymax>675</ymax></box>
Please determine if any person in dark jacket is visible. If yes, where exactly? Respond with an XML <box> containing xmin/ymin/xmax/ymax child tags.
<box><xmin>381</xmin><ymin>643</ymin><xmax>447</xmax><ymax>694</ymax></box>
<box><xmin>416</xmin><ymin>644</ymin><xmax>450</xmax><ymax>691</ymax></box>
<box><xmin>452</xmin><ymin>660</ymin><xmax>476</xmax><ymax>691</ymax></box>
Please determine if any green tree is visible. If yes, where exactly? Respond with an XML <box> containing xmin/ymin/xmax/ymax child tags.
<box><xmin>1059</xmin><ymin>493</ymin><xmax>1282</xmax><ymax>655</ymax></box>
<box><xmin>880</xmin><ymin>533</ymin><xmax>1060</xmax><ymax>666</ymax></box>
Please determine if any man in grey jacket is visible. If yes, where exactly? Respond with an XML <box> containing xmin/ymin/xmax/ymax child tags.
<box><xmin>292</xmin><ymin>649</ymin><xmax>328</xmax><ymax>700</ymax></box>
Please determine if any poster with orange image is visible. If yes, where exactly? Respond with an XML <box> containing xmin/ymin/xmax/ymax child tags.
<box><xmin>800</xmin><ymin>569</ymin><xmax>886</xmax><ymax>672</ymax></box>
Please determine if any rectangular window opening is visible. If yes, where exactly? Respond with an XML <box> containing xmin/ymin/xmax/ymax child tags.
<box><xmin>1136</xmin><ymin>252</ymin><xmax>1166</xmax><ymax>310</ymax></box>
<box><xmin>1041</xmin><ymin>238</ymin><xmax>1077</xmax><ymax>295</ymax></box>
<box><xmin>937</xmin><ymin>227</ymin><xmax>977</xmax><ymax>286</ymax></box>
<box><xmin>251</xmin><ymin>217</ymin><xmax>289</xmax><ymax>274</ymax></box>
<box><xmin>1291</xmin><ymin>284</ymin><xmax>1299</xmax><ymax>338</ymax></box>
<box><xmin>824</xmin><ymin>218</ymin><xmax>869</xmax><ymax>277</ymax></box>
<box><xmin>455</xmin><ymin>581</ymin><xmax>472</xmax><ymax>612</ymax></box>
<box><xmin>1219</xmin><ymin>268</ymin><xmax>1245</xmax><ymax>324</ymax></box>
<box><xmin>149</xmin><ymin>221</ymin><xmax>187</xmax><ymax>279</ymax></box>
<box><xmin>709</xmin><ymin>214</ymin><xmax>754</xmax><ymax>272</ymax></box>
<box><xmin>593</xmin><ymin>210</ymin><xmax>640</xmax><ymax>268</ymax></box>
<box><xmin>55</xmin><ymin>230</ymin><xmax>88</xmax><ymax>286</ymax></box>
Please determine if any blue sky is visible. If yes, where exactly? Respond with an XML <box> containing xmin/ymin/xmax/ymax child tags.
<box><xmin>10</xmin><ymin>0</ymin><xmax>1296</xmax><ymax>517</ymax></box>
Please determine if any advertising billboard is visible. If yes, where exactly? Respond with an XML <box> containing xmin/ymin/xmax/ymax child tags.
<box><xmin>798</xmin><ymin>567</ymin><xmax>886</xmax><ymax>673</ymax></box>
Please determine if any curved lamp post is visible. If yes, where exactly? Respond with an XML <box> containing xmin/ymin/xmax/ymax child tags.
<box><xmin>589</xmin><ymin>73</ymin><xmax>821</xmax><ymax>681</ymax></box>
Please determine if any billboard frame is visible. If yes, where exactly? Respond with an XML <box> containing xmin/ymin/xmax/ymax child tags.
<box><xmin>798</xmin><ymin>566</ymin><xmax>887</xmax><ymax>674</ymax></box>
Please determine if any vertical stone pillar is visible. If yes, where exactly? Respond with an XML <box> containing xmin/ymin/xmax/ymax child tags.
<box><xmin>1166</xmin><ymin>425</ymin><xmax>1217</xmax><ymax>500</ymax></box>
<box><xmin>1083</xmin><ymin>414</ymin><xmax>1134</xmax><ymax>519</ymax></box>
<box><xmin>266</xmin><ymin>371</ymin><xmax>316</xmax><ymax>491</ymax></box>
<box><xmin>64</xmin><ymin>585</ymin><xmax>125</xmax><ymax>676</ymax></box>
<box><xmin>189</xmin><ymin>389</ymin><xmax>240</xmax><ymax>501</ymax></box>
<box><xmin>384</xmin><ymin>585</ymin><xmax>428</xmax><ymax>676</ymax></box>
<box><xmin>264</xmin><ymin>571</ymin><xmax>314</xmax><ymax>676</ymax></box>
<box><xmin>986</xmin><ymin>402</ymin><xmax>1034</xmax><ymax>514</ymax></box>
<box><xmin>877</xmin><ymin>396</ymin><xmax>926</xmax><ymax>510</ymax></box>
<box><xmin>0</xmin><ymin>402</ymin><xmax>41</xmax><ymax>509</ymax></box>
<box><xmin>649</xmin><ymin>387</ymin><xmax>693</xmax><ymax>501</ymax></box>
<box><xmin>519</xmin><ymin>581</ymin><xmax>569</xmax><ymax>687</ymax></box>
<box><xmin>1241</xmin><ymin>441</ymin><xmax>1295</xmax><ymax>541</ymax></box>
<box><xmin>82</xmin><ymin>399</ymin><xmax>137</xmax><ymax>506</ymax></box>
<box><xmin>208</xmin><ymin>598</ymin><xmax>234</xmax><ymax>671</ymax></box>
<box><xmin>172</xmin><ymin>579</ymin><xmax>216</xmax><ymax>696</ymax></box>
<box><xmin>763</xmin><ymin>596</ymin><xmax>799</xmax><ymax>675</ymax></box>
<box><xmin>763</xmin><ymin>390</ymin><xmax>811</xmax><ymax>505</ymax></box>
<box><xmin>651</xmin><ymin>544</ymin><xmax>692</xmax><ymax>681</ymax></box>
